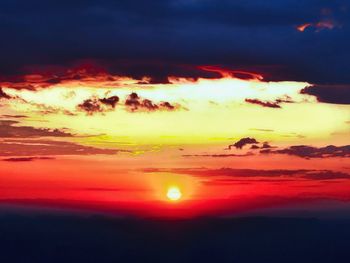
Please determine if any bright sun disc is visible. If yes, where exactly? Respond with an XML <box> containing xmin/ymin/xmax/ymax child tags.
<box><xmin>166</xmin><ymin>187</ymin><xmax>182</xmax><ymax>201</ymax></box>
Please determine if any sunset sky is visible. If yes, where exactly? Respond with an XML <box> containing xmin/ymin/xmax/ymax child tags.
<box><xmin>0</xmin><ymin>0</ymin><xmax>349</xmax><ymax>218</ymax></box>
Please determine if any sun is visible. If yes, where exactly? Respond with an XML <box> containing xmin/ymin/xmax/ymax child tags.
<box><xmin>166</xmin><ymin>186</ymin><xmax>182</xmax><ymax>201</ymax></box>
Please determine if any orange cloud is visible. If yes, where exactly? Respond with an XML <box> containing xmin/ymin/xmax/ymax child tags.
<box><xmin>296</xmin><ymin>23</ymin><xmax>312</xmax><ymax>32</ymax></box>
<box><xmin>296</xmin><ymin>20</ymin><xmax>338</xmax><ymax>32</ymax></box>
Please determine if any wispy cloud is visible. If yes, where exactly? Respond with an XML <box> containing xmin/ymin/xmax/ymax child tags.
<box><xmin>0</xmin><ymin>139</ymin><xmax>123</xmax><ymax>156</ymax></box>
<box><xmin>0</xmin><ymin>120</ymin><xmax>72</xmax><ymax>138</ymax></box>
<box><xmin>144</xmin><ymin>167</ymin><xmax>350</xmax><ymax>181</ymax></box>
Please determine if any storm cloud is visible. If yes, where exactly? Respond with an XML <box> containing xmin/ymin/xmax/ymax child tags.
<box><xmin>301</xmin><ymin>85</ymin><xmax>350</xmax><ymax>104</ymax></box>
<box><xmin>0</xmin><ymin>0</ymin><xmax>349</xmax><ymax>92</ymax></box>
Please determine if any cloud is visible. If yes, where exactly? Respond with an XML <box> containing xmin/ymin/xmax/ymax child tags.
<box><xmin>0</xmin><ymin>120</ymin><xmax>73</xmax><ymax>138</ymax></box>
<box><xmin>0</xmin><ymin>88</ymin><xmax>11</xmax><ymax>99</ymax></box>
<box><xmin>99</xmin><ymin>96</ymin><xmax>119</xmax><ymax>108</ymax></box>
<box><xmin>78</xmin><ymin>98</ymin><xmax>104</xmax><ymax>115</ymax></box>
<box><xmin>125</xmin><ymin>92</ymin><xmax>178</xmax><ymax>112</ymax></box>
<box><xmin>248</xmin><ymin>142</ymin><xmax>274</xmax><ymax>150</ymax></box>
<box><xmin>250</xmin><ymin>145</ymin><xmax>260</xmax><ymax>150</ymax></box>
<box><xmin>296</xmin><ymin>23</ymin><xmax>312</xmax><ymax>32</ymax></box>
<box><xmin>159</xmin><ymin>101</ymin><xmax>176</xmax><ymax>110</ymax></box>
<box><xmin>184</xmin><ymin>141</ymin><xmax>274</xmax><ymax>156</ymax></box>
<box><xmin>301</xmin><ymin>85</ymin><xmax>350</xmax><ymax>104</ymax></box>
<box><xmin>0</xmin><ymin>139</ymin><xmax>121</xmax><ymax>156</ymax></box>
<box><xmin>0</xmin><ymin>1</ymin><xmax>350</xmax><ymax>86</ymax></box>
<box><xmin>303</xmin><ymin>171</ymin><xmax>350</xmax><ymax>180</ymax></box>
<box><xmin>261</xmin><ymin>145</ymin><xmax>350</xmax><ymax>158</ymax></box>
<box><xmin>296</xmin><ymin>19</ymin><xmax>339</xmax><ymax>32</ymax></box>
<box><xmin>228</xmin><ymin>137</ymin><xmax>259</xmax><ymax>149</ymax></box>
<box><xmin>198</xmin><ymin>65</ymin><xmax>263</xmax><ymax>80</ymax></box>
<box><xmin>0</xmin><ymin>114</ymin><xmax>27</xmax><ymax>118</ymax></box>
<box><xmin>77</xmin><ymin>95</ymin><xmax>119</xmax><ymax>115</ymax></box>
<box><xmin>76</xmin><ymin>92</ymin><xmax>180</xmax><ymax>114</ymax></box>
<box><xmin>249</xmin><ymin>128</ymin><xmax>274</xmax><ymax>132</ymax></box>
<box><xmin>261</xmin><ymin>142</ymin><xmax>273</xmax><ymax>149</ymax></box>
<box><xmin>182</xmin><ymin>153</ymin><xmax>254</xmax><ymax>158</ymax></box>
<box><xmin>26</xmin><ymin>102</ymin><xmax>76</xmax><ymax>116</ymax></box>
<box><xmin>245</xmin><ymin>98</ymin><xmax>281</xmax><ymax>108</ymax></box>
<box><xmin>144</xmin><ymin>167</ymin><xmax>350</xmax><ymax>180</ymax></box>
<box><xmin>2</xmin><ymin>157</ymin><xmax>55</xmax><ymax>162</ymax></box>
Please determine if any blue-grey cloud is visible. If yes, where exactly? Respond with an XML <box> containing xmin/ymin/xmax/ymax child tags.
<box><xmin>0</xmin><ymin>0</ymin><xmax>349</xmax><ymax>89</ymax></box>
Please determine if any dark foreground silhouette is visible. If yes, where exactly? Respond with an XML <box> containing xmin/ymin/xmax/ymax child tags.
<box><xmin>0</xmin><ymin>210</ymin><xmax>349</xmax><ymax>263</ymax></box>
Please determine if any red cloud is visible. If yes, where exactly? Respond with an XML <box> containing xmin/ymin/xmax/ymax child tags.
<box><xmin>199</xmin><ymin>65</ymin><xmax>263</xmax><ymax>80</ymax></box>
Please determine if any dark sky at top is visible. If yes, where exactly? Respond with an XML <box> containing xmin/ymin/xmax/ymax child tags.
<box><xmin>1</xmin><ymin>0</ymin><xmax>349</xmax><ymax>86</ymax></box>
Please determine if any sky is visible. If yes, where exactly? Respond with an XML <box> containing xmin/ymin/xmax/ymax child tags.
<box><xmin>0</xmin><ymin>0</ymin><xmax>349</xmax><ymax>218</ymax></box>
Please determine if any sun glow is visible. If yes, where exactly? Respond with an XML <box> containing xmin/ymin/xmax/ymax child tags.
<box><xmin>166</xmin><ymin>186</ymin><xmax>182</xmax><ymax>201</ymax></box>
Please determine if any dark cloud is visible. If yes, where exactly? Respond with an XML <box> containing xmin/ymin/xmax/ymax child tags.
<box><xmin>275</xmin><ymin>96</ymin><xmax>294</xmax><ymax>104</ymax></box>
<box><xmin>245</xmin><ymin>99</ymin><xmax>281</xmax><ymax>108</ymax></box>
<box><xmin>125</xmin><ymin>92</ymin><xmax>178</xmax><ymax>112</ymax></box>
<box><xmin>301</xmin><ymin>85</ymin><xmax>350</xmax><ymax>104</ymax></box>
<box><xmin>144</xmin><ymin>167</ymin><xmax>350</xmax><ymax>180</ymax></box>
<box><xmin>77</xmin><ymin>92</ymin><xmax>178</xmax><ymax>113</ymax></box>
<box><xmin>261</xmin><ymin>142</ymin><xmax>273</xmax><ymax>149</ymax></box>
<box><xmin>77</xmin><ymin>95</ymin><xmax>120</xmax><ymax>115</ymax></box>
<box><xmin>99</xmin><ymin>96</ymin><xmax>119</xmax><ymax>108</ymax></box>
<box><xmin>0</xmin><ymin>139</ymin><xmax>122</xmax><ymax>156</ymax></box>
<box><xmin>248</xmin><ymin>142</ymin><xmax>273</xmax><ymax>150</ymax></box>
<box><xmin>2</xmin><ymin>157</ymin><xmax>55</xmax><ymax>162</ymax></box>
<box><xmin>182</xmin><ymin>153</ymin><xmax>254</xmax><ymax>158</ymax></box>
<box><xmin>78</xmin><ymin>99</ymin><xmax>104</xmax><ymax>115</ymax></box>
<box><xmin>159</xmin><ymin>101</ymin><xmax>175</xmax><ymax>110</ymax></box>
<box><xmin>250</xmin><ymin>145</ymin><xmax>260</xmax><ymax>150</ymax></box>
<box><xmin>0</xmin><ymin>120</ymin><xmax>73</xmax><ymax>138</ymax></box>
<box><xmin>228</xmin><ymin>137</ymin><xmax>259</xmax><ymax>149</ymax></box>
<box><xmin>261</xmin><ymin>145</ymin><xmax>350</xmax><ymax>158</ymax></box>
<box><xmin>303</xmin><ymin>171</ymin><xmax>350</xmax><ymax>180</ymax></box>
<box><xmin>0</xmin><ymin>0</ymin><xmax>350</xmax><ymax>87</ymax></box>
<box><xmin>0</xmin><ymin>88</ymin><xmax>11</xmax><ymax>99</ymax></box>
<box><xmin>124</xmin><ymin>92</ymin><xmax>140</xmax><ymax>110</ymax></box>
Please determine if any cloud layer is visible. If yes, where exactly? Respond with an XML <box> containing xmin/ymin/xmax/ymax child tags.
<box><xmin>0</xmin><ymin>139</ymin><xmax>120</xmax><ymax>156</ymax></box>
<box><xmin>261</xmin><ymin>145</ymin><xmax>350</xmax><ymax>158</ymax></box>
<box><xmin>0</xmin><ymin>120</ymin><xmax>72</xmax><ymax>138</ymax></box>
<box><xmin>0</xmin><ymin>0</ymin><xmax>349</xmax><ymax>90</ymax></box>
